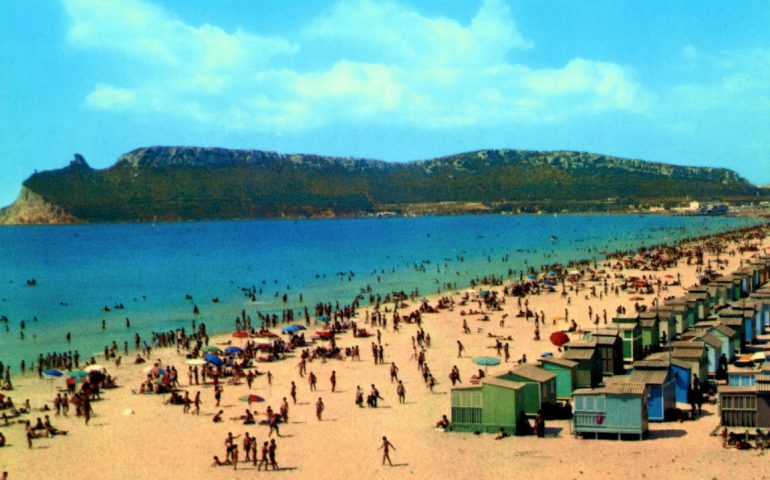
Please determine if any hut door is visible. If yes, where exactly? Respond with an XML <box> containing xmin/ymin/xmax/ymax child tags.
<box><xmin>758</xmin><ymin>396</ymin><xmax>770</xmax><ymax>428</ymax></box>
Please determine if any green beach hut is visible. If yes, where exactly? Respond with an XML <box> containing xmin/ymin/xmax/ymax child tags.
<box><xmin>562</xmin><ymin>342</ymin><xmax>603</xmax><ymax>388</ymax></box>
<box><xmin>539</xmin><ymin>356</ymin><xmax>578</xmax><ymax>401</ymax></box>
<box><xmin>498</xmin><ymin>365</ymin><xmax>557</xmax><ymax>415</ymax></box>
<box><xmin>612</xmin><ymin>317</ymin><xmax>643</xmax><ymax>364</ymax></box>
<box><xmin>450</xmin><ymin>378</ymin><xmax>526</xmax><ymax>433</ymax></box>
<box><xmin>638</xmin><ymin>311</ymin><xmax>660</xmax><ymax>353</ymax></box>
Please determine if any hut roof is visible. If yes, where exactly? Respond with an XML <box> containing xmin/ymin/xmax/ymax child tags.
<box><xmin>481</xmin><ymin>377</ymin><xmax>526</xmax><ymax>391</ymax></box>
<box><xmin>539</xmin><ymin>357</ymin><xmax>578</xmax><ymax>369</ymax></box>
<box><xmin>638</xmin><ymin>312</ymin><xmax>660</xmax><ymax>320</ymax></box>
<box><xmin>719</xmin><ymin>386</ymin><xmax>757</xmax><ymax>394</ymax></box>
<box><xmin>673</xmin><ymin>348</ymin><xmax>706</xmax><ymax>360</ymax></box>
<box><xmin>711</xmin><ymin>324</ymin><xmax>737</xmax><ymax>338</ymax></box>
<box><xmin>451</xmin><ymin>384</ymin><xmax>482</xmax><ymax>391</ymax></box>
<box><xmin>604</xmin><ymin>382</ymin><xmax>646</xmax><ymax>395</ymax></box>
<box><xmin>640</xmin><ymin>318</ymin><xmax>658</xmax><ymax>328</ymax></box>
<box><xmin>758</xmin><ymin>383</ymin><xmax>770</xmax><ymax>394</ymax></box>
<box><xmin>756</xmin><ymin>374</ymin><xmax>770</xmax><ymax>384</ymax></box>
<box><xmin>633</xmin><ymin>359</ymin><xmax>670</xmax><ymax>370</ymax></box>
<box><xmin>628</xmin><ymin>368</ymin><xmax>668</xmax><ymax>385</ymax></box>
<box><xmin>690</xmin><ymin>332</ymin><xmax>722</xmax><ymax>349</ymax></box>
<box><xmin>562</xmin><ymin>348</ymin><xmax>597</xmax><ymax>361</ymax></box>
<box><xmin>506</xmin><ymin>365</ymin><xmax>556</xmax><ymax>383</ymax></box>
<box><xmin>686</xmin><ymin>292</ymin><xmax>709</xmax><ymax>301</ymax></box>
<box><xmin>614</xmin><ymin>322</ymin><xmax>638</xmax><ymax>331</ymax></box>
<box><xmin>671</xmin><ymin>341</ymin><xmax>706</xmax><ymax>350</ymax></box>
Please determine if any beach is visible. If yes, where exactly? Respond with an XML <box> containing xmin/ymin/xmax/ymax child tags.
<box><xmin>2</xmin><ymin>223</ymin><xmax>770</xmax><ymax>480</ymax></box>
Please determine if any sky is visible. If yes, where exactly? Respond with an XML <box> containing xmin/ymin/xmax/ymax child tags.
<box><xmin>1</xmin><ymin>0</ymin><xmax>769</xmax><ymax>206</ymax></box>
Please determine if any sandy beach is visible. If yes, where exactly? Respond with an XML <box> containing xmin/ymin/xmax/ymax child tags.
<box><xmin>2</xmin><ymin>224</ymin><xmax>770</xmax><ymax>480</ymax></box>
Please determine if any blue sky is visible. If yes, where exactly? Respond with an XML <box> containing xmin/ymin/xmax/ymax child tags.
<box><xmin>1</xmin><ymin>0</ymin><xmax>769</xmax><ymax>206</ymax></box>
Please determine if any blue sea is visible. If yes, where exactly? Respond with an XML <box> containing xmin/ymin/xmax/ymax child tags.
<box><xmin>0</xmin><ymin>214</ymin><xmax>764</xmax><ymax>371</ymax></box>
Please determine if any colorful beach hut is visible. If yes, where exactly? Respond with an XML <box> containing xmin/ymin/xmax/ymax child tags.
<box><xmin>450</xmin><ymin>378</ymin><xmax>525</xmax><ymax>433</ymax></box>
<box><xmin>611</xmin><ymin>318</ymin><xmax>643</xmax><ymax>364</ymax></box>
<box><xmin>670</xmin><ymin>341</ymin><xmax>708</xmax><ymax>384</ymax></box>
<box><xmin>684</xmin><ymin>332</ymin><xmax>722</xmax><ymax>377</ymax></box>
<box><xmin>629</xmin><ymin>359</ymin><xmax>676</xmax><ymax>422</ymax></box>
<box><xmin>498</xmin><ymin>365</ymin><xmax>557</xmax><ymax>415</ymax></box>
<box><xmin>572</xmin><ymin>383</ymin><xmax>649</xmax><ymax>440</ymax></box>
<box><xmin>708</xmin><ymin>323</ymin><xmax>737</xmax><ymax>362</ymax></box>
<box><xmin>540</xmin><ymin>357</ymin><xmax>578</xmax><ymax>401</ymax></box>
<box><xmin>562</xmin><ymin>342</ymin><xmax>603</xmax><ymax>388</ymax></box>
<box><xmin>586</xmin><ymin>329</ymin><xmax>625</xmax><ymax>376</ymax></box>
<box><xmin>638</xmin><ymin>311</ymin><xmax>660</xmax><ymax>353</ymax></box>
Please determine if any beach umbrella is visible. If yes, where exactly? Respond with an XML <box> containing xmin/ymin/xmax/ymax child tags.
<box><xmin>68</xmin><ymin>370</ymin><xmax>88</xmax><ymax>378</ymax></box>
<box><xmin>314</xmin><ymin>330</ymin><xmax>333</xmax><ymax>340</ymax></box>
<box><xmin>527</xmin><ymin>275</ymin><xmax>538</xmax><ymax>281</ymax></box>
<box><xmin>282</xmin><ymin>324</ymin><xmax>305</xmax><ymax>334</ymax></box>
<box><xmin>547</xmin><ymin>271</ymin><xmax>557</xmax><ymax>277</ymax></box>
<box><xmin>751</xmin><ymin>352</ymin><xmax>767</xmax><ymax>362</ymax></box>
<box><xmin>185</xmin><ymin>358</ymin><xmax>207</xmax><ymax>366</ymax></box>
<box><xmin>84</xmin><ymin>364</ymin><xmax>105</xmax><ymax>372</ymax></box>
<box><xmin>543</xmin><ymin>280</ymin><xmax>556</xmax><ymax>287</ymax></box>
<box><xmin>232</xmin><ymin>331</ymin><xmax>250</xmax><ymax>338</ymax></box>
<box><xmin>204</xmin><ymin>353</ymin><xmax>224</xmax><ymax>367</ymax></box>
<box><xmin>240</xmin><ymin>394</ymin><xmax>266</xmax><ymax>404</ymax></box>
<box><xmin>473</xmin><ymin>356</ymin><xmax>501</xmax><ymax>367</ymax></box>
<box><xmin>549</xmin><ymin>331</ymin><xmax>570</xmax><ymax>347</ymax></box>
<box><xmin>634</xmin><ymin>279</ymin><xmax>649</xmax><ymax>287</ymax></box>
<box><xmin>225</xmin><ymin>346</ymin><xmax>242</xmax><ymax>355</ymax></box>
<box><xmin>203</xmin><ymin>345</ymin><xmax>221</xmax><ymax>352</ymax></box>
<box><xmin>144</xmin><ymin>366</ymin><xmax>167</xmax><ymax>376</ymax></box>
<box><xmin>42</xmin><ymin>369</ymin><xmax>63</xmax><ymax>377</ymax></box>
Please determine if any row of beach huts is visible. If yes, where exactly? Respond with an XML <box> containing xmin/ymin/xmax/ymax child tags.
<box><xmin>450</xmin><ymin>255</ymin><xmax>770</xmax><ymax>439</ymax></box>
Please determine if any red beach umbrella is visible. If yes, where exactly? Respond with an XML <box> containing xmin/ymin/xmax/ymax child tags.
<box><xmin>233</xmin><ymin>331</ymin><xmax>249</xmax><ymax>338</ymax></box>
<box><xmin>549</xmin><ymin>331</ymin><xmax>570</xmax><ymax>347</ymax></box>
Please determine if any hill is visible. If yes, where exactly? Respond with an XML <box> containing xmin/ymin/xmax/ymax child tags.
<box><xmin>1</xmin><ymin>147</ymin><xmax>765</xmax><ymax>224</ymax></box>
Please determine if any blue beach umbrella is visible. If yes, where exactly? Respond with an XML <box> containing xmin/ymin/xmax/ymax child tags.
<box><xmin>225</xmin><ymin>346</ymin><xmax>242</xmax><ymax>355</ymax></box>
<box><xmin>473</xmin><ymin>356</ymin><xmax>501</xmax><ymax>367</ymax></box>
<box><xmin>42</xmin><ymin>369</ymin><xmax>63</xmax><ymax>377</ymax></box>
<box><xmin>282</xmin><ymin>324</ymin><xmax>305</xmax><ymax>334</ymax></box>
<box><xmin>543</xmin><ymin>280</ymin><xmax>556</xmax><ymax>286</ymax></box>
<box><xmin>204</xmin><ymin>353</ymin><xmax>224</xmax><ymax>367</ymax></box>
<box><xmin>527</xmin><ymin>275</ymin><xmax>538</xmax><ymax>281</ymax></box>
<box><xmin>68</xmin><ymin>370</ymin><xmax>88</xmax><ymax>378</ymax></box>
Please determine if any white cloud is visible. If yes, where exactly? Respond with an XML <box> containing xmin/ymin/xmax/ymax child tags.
<box><xmin>85</xmin><ymin>84</ymin><xmax>136</xmax><ymax>110</ymax></box>
<box><xmin>65</xmin><ymin>0</ymin><xmax>648</xmax><ymax>132</ymax></box>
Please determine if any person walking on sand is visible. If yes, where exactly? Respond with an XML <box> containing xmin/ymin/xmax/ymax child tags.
<box><xmin>309</xmin><ymin>372</ymin><xmax>317</xmax><ymax>391</ymax></box>
<box><xmin>194</xmin><ymin>391</ymin><xmax>202</xmax><ymax>415</ymax></box>
<box><xmin>280</xmin><ymin>397</ymin><xmax>289</xmax><ymax>422</ymax></box>
<box><xmin>379</xmin><ymin>436</ymin><xmax>396</xmax><ymax>466</ymax></box>
<box><xmin>390</xmin><ymin>362</ymin><xmax>399</xmax><ymax>383</ymax></box>
<box><xmin>316</xmin><ymin>397</ymin><xmax>325</xmax><ymax>420</ymax></box>
<box><xmin>258</xmin><ymin>441</ymin><xmax>270</xmax><ymax>471</ymax></box>
<box><xmin>290</xmin><ymin>381</ymin><xmax>297</xmax><ymax>404</ymax></box>
<box><xmin>457</xmin><ymin>340</ymin><xmax>464</xmax><ymax>358</ymax></box>
<box><xmin>396</xmin><ymin>380</ymin><xmax>406</xmax><ymax>404</ymax></box>
<box><xmin>269</xmin><ymin>439</ymin><xmax>278</xmax><ymax>470</ymax></box>
<box><xmin>330</xmin><ymin>370</ymin><xmax>337</xmax><ymax>392</ymax></box>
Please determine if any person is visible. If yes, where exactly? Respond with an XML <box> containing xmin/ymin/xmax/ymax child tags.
<box><xmin>0</xmin><ymin>432</ymin><xmax>5</xmax><ymax>447</ymax></box>
<box><xmin>212</xmin><ymin>456</ymin><xmax>231</xmax><ymax>466</ymax></box>
<box><xmin>355</xmin><ymin>386</ymin><xmax>364</xmax><ymax>407</ymax></box>
<box><xmin>316</xmin><ymin>397</ymin><xmax>325</xmax><ymax>420</ymax></box>
<box><xmin>457</xmin><ymin>341</ymin><xmax>464</xmax><ymax>358</ymax></box>
<box><xmin>516</xmin><ymin>410</ymin><xmax>533</xmax><ymax>436</ymax></box>
<box><xmin>212</xmin><ymin>410</ymin><xmax>224</xmax><ymax>423</ymax></box>
<box><xmin>721</xmin><ymin>427</ymin><xmax>728</xmax><ymax>448</ymax></box>
<box><xmin>269</xmin><ymin>411</ymin><xmax>281</xmax><ymax>437</ymax></box>
<box><xmin>379</xmin><ymin>436</ymin><xmax>396</xmax><ymax>466</ymax></box>
<box><xmin>280</xmin><ymin>397</ymin><xmax>289</xmax><ymax>422</ymax></box>
<box><xmin>258</xmin><ymin>441</ymin><xmax>271</xmax><ymax>471</ymax></box>
<box><xmin>290</xmin><ymin>381</ymin><xmax>297</xmax><ymax>404</ymax></box>
<box><xmin>396</xmin><ymin>381</ymin><xmax>406</xmax><ymax>404</ymax></box>
<box><xmin>390</xmin><ymin>363</ymin><xmax>399</xmax><ymax>383</ymax></box>
<box><xmin>495</xmin><ymin>427</ymin><xmax>509</xmax><ymax>440</ymax></box>
<box><xmin>269</xmin><ymin>439</ymin><xmax>278</xmax><ymax>470</ymax></box>
<box><xmin>535</xmin><ymin>409</ymin><xmax>545</xmax><ymax>437</ymax></box>
<box><xmin>330</xmin><ymin>371</ymin><xmax>337</xmax><ymax>392</ymax></box>
<box><xmin>436</xmin><ymin>415</ymin><xmax>450</xmax><ymax>429</ymax></box>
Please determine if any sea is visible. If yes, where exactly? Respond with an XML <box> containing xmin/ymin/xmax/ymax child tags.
<box><xmin>0</xmin><ymin>214</ymin><xmax>765</xmax><ymax>371</ymax></box>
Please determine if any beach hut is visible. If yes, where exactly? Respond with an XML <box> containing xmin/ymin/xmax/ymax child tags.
<box><xmin>497</xmin><ymin>365</ymin><xmax>557</xmax><ymax>415</ymax></box>
<box><xmin>719</xmin><ymin>386</ymin><xmax>759</xmax><ymax>428</ymax></box>
<box><xmin>708</xmin><ymin>323</ymin><xmax>737</xmax><ymax>362</ymax></box>
<box><xmin>629</xmin><ymin>359</ymin><xmax>676</xmax><ymax>422</ymax></box>
<box><xmin>572</xmin><ymin>383</ymin><xmax>648</xmax><ymax>440</ymax></box>
<box><xmin>647</xmin><ymin>352</ymin><xmax>692</xmax><ymax>404</ymax></box>
<box><xmin>450</xmin><ymin>378</ymin><xmax>526</xmax><ymax>433</ymax></box>
<box><xmin>684</xmin><ymin>332</ymin><xmax>722</xmax><ymax>377</ymax></box>
<box><xmin>750</xmin><ymin>290</ymin><xmax>770</xmax><ymax>330</ymax></box>
<box><xmin>670</xmin><ymin>341</ymin><xmax>708</xmax><ymax>384</ymax></box>
<box><xmin>706</xmin><ymin>283</ymin><xmax>729</xmax><ymax>308</ymax></box>
<box><xmin>562</xmin><ymin>342</ymin><xmax>603</xmax><ymax>388</ymax></box>
<box><xmin>686</xmin><ymin>291</ymin><xmax>710</xmax><ymax>321</ymax></box>
<box><xmin>586</xmin><ymin>329</ymin><xmax>625</xmax><ymax>376</ymax></box>
<box><xmin>719</xmin><ymin>307</ymin><xmax>751</xmax><ymax>351</ymax></box>
<box><xmin>611</xmin><ymin>318</ymin><xmax>643</xmax><ymax>364</ymax></box>
<box><xmin>715</xmin><ymin>276</ymin><xmax>742</xmax><ymax>302</ymax></box>
<box><xmin>653</xmin><ymin>306</ymin><xmax>676</xmax><ymax>344</ymax></box>
<box><xmin>539</xmin><ymin>357</ymin><xmax>578</xmax><ymax>401</ymax></box>
<box><xmin>638</xmin><ymin>312</ymin><xmax>660</xmax><ymax>353</ymax></box>
<box><xmin>732</xmin><ymin>300</ymin><xmax>763</xmax><ymax>336</ymax></box>
<box><xmin>664</xmin><ymin>298</ymin><xmax>692</xmax><ymax>335</ymax></box>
